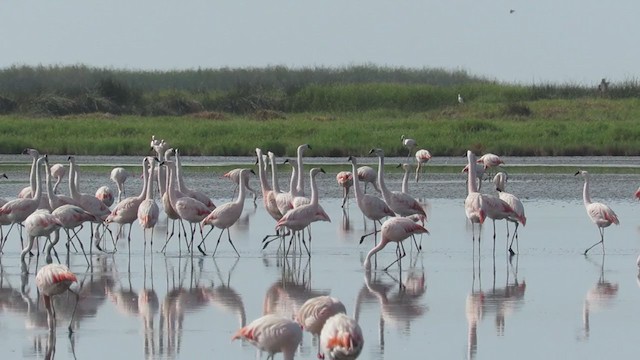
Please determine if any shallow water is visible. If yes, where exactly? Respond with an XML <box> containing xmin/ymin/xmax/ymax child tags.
<box><xmin>0</xmin><ymin>156</ymin><xmax>639</xmax><ymax>360</ymax></box>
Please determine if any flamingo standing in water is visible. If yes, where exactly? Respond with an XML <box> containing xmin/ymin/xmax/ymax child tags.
<box><xmin>348</xmin><ymin>156</ymin><xmax>394</xmax><ymax>244</ymax></box>
<box><xmin>110</xmin><ymin>167</ymin><xmax>130</xmax><ymax>204</ymax></box>
<box><xmin>363</xmin><ymin>217</ymin><xmax>429</xmax><ymax>271</ymax></box>
<box><xmin>356</xmin><ymin>165</ymin><xmax>379</xmax><ymax>194</ymax></box>
<box><xmin>462</xmin><ymin>163</ymin><xmax>486</xmax><ymax>191</ymax></box>
<box><xmin>35</xmin><ymin>263</ymin><xmax>79</xmax><ymax>333</ymax></box>
<box><xmin>320</xmin><ymin>313</ymin><xmax>364</xmax><ymax>360</ymax></box>
<box><xmin>401</xmin><ymin>135</ymin><xmax>417</xmax><ymax>160</ymax></box>
<box><xmin>336</xmin><ymin>171</ymin><xmax>353</xmax><ymax>208</ymax></box>
<box><xmin>493</xmin><ymin>172</ymin><xmax>527</xmax><ymax>255</ymax></box>
<box><xmin>256</xmin><ymin>148</ymin><xmax>283</xmax><ymax>247</ymax></box>
<box><xmin>95</xmin><ymin>186</ymin><xmax>115</xmax><ymax>207</ymax></box>
<box><xmin>49</xmin><ymin>163</ymin><xmax>66</xmax><ymax>194</ymax></box>
<box><xmin>44</xmin><ymin>155</ymin><xmax>79</xmax><ymax>210</ymax></box>
<box><xmin>52</xmin><ymin>204</ymin><xmax>98</xmax><ymax>264</ymax></box>
<box><xmin>414</xmin><ymin>149</ymin><xmax>432</xmax><ymax>182</ymax></box>
<box><xmin>20</xmin><ymin>209</ymin><xmax>63</xmax><ymax>273</ymax></box>
<box><xmin>232</xmin><ymin>314</ymin><xmax>302</xmax><ymax>360</ymax></box>
<box><xmin>223</xmin><ymin>168</ymin><xmax>258</xmax><ymax>202</ymax></box>
<box><xmin>576</xmin><ymin>170</ymin><xmax>620</xmax><ymax>255</ymax></box>
<box><xmin>199</xmin><ymin>169</ymin><xmax>254</xmax><ymax>257</ymax></box>
<box><xmin>174</xmin><ymin>149</ymin><xmax>216</xmax><ymax>211</ymax></box>
<box><xmin>137</xmin><ymin>156</ymin><xmax>159</xmax><ymax>251</ymax></box>
<box><xmin>296</xmin><ymin>296</ymin><xmax>347</xmax><ymax>359</ymax></box>
<box><xmin>17</xmin><ymin>148</ymin><xmax>40</xmax><ymax>199</ymax></box>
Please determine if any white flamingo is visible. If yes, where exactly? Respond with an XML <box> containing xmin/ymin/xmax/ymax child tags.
<box><xmin>493</xmin><ymin>172</ymin><xmax>527</xmax><ymax>255</ymax></box>
<box><xmin>357</xmin><ymin>165</ymin><xmax>379</xmax><ymax>194</ymax></box>
<box><xmin>369</xmin><ymin>148</ymin><xmax>427</xmax><ymax>219</ymax></box>
<box><xmin>256</xmin><ymin>148</ymin><xmax>283</xmax><ymax>247</ymax></box>
<box><xmin>576</xmin><ymin>170</ymin><xmax>620</xmax><ymax>255</ymax></box>
<box><xmin>349</xmin><ymin>156</ymin><xmax>394</xmax><ymax>245</ymax></box>
<box><xmin>43</xmin><ymin>155</ymin><xmax>79</xmax><ymax>210</ymax></box>
<box><xmin>223</xmin><ymin>168</ymin><xmax>258</xmax><ymax>202</ymax></box>
<box><xmin>336</xmin><ymin>171</ymin><xmax>353</xmax><ymax>208</ymax></box>
<box><xmin>414</xmin><ymin>149</ymin><xmax>432</xmax><ymax>182</ymax></box>
<box><xmin>401</xmin><ymin>135</ymin><xmax>417</xmax><ymax>160</ymax></box>
<box><xmin>270</xmin><ymin>152</ymin><xmax>295</xmax><ymax>217</ymax></box>
<box><xmin>174</xmin><ymin>149</ymin><xmax>216</xmax><ymax>211</ymax></box>
<box><xmin>462</xmin><ymin>163</ymin><xmax>486</xmax><ymax>191</ymax></box>
<box><xmin>95</xmin><ymin>186</ymin><xmax>114</xmax><ymax>207</ymax></box>
<box><xmin>51</xmin><ymin>204</ymin><xmax>98</xmax><ymax>265</ymax></box>
<box><xmin>296</xmin><ymin>296</ymin><xmax>347</xmax><ymax>358</ymax></box>
<box><xmin>110</xmin><ymin>167</ymin><xmax>130</xmax><ymax>204</ymax></box>
<box><xmin>320</xmin><ymin>313</ymin><xmax>364</xmax><ymax>360</ymax></box>
<box><xmin>20</xmin><ymin>209</ymin><xmax>63</xmax><ymax>273</ymax></box>
<box><xmin>49</xmin><ymin>163</ymin><xmax>66</xmax><ymax>194</ymax></box>
<box><xmin>232</xmin><ymin>314</ymin><xmax>302</xmax><ymax>360</ymax></box>
<box><xmin>35</xmin><ymin>263</ymin><xmax>79</xmax><ymax>333</ymax></box>
<box><xmin>17</xmin><ymin>148</ymin><xmax>40</xmax><ymax>199</ymax></box>
<box><xmin>137</xmin><ymin>156</ymin><xmax>159</xmax><ymax>251</ymax></box>
<box><xmin>363</xmin><ymin>217</ymin><xmax>429</xmax><ymax>271</ymax></box>
<box><xmin>199</xmin><ymin>169</ymin><xmax>253</xmax><ymax>257</ymax></box>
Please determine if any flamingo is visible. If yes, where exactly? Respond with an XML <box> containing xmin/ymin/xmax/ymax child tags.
<box><xmin>17</xmin><ymin>148</ymin><xmax>40</xmax><ymax>199</ymax></box>
<box><xmin>401</xmin><ymin>135</ymin><xmax>417</xmax><ymax>160</ymax></box>
<box><xmin>296</xmin><ymin>296</ymin><xmax>347</xmax><ymax>359</ymax></box>
<box><xmin>576</xmin><ymin>170</ymin><xmax>620</xmax><ymax>255</ymax></box>
<box><xmin>256</xmin><ymin>148</ymin><xmax>283</xmax><ymax>246</ymax></box>
<box><xmin>174</xmin><ymin>148</ymin><xmax>216</xmax><ymax>211</ymax></box>
<box><xmin>368</xmin><ymin>148</ymin><xmax>427</xmax><ymax>219</ymax></box>
<box><xmin>232</xmin><ymin>314</ymin><xmax>302</xmax><ymax>360</ymax></box>
<box><xmin>294</xmin><ymin>144</ymin><xmax>311</xmax><ymax>199</ymax></box>
<box><xmin>43</xmin><ymin>155</ymin><xmax>79</xmax><ymax>210</ymax></box>
<box><xmin>110</xmin><ymin>167</ymin><xmax>130</xmax><ymax>204</ymax></box>
<box><xmin>35</xmin><ymin>263</ymin><xmax>79</xmax><ymax>333</ymax></box>
<box><xmin>462</xmin><ymin>163</ymin><xmax>486</xmax><ymax>191</ymax></box>
<box><xmin>493</xmin><ymin>172</ymin><xmax>527</xmax><ymax>255</ymax></box>
<box><xmin>356</xmin><ymin>165</ymin><xmax>379</xmax><ymax>194</ymax></box>
<box><xmin>397</xmin><ymin>163</ymin><xmax>412</xmax><ymax>194</ymax></box>
<box><xmin>319</xmin><ymin>313</ymin><xmax>364</xmax><ymax>360</ymax></box>
<box><xmin>477</xmin><ymin>153</ymin><xmax>504</xmax><ymax>179</ymax></box>
<box><xmin>414</xmin><ymin>149</ymin><xmax>432</xmax><ymax>182</ymax></box>
<box><xmin>20</xmin><ymin>209</ymin><xmax>63</xmax><ymax>273</ymax></box>
<box><xmin>51</xmin><ymin>204</ymin><xmax>98</xmax><ymax>265</ymax></box>
<box><xmin>105</xmin><ymin>157</ymin><xmax>151</xmax><ymax>248</ymax></box>
<box><xmin>49</xmin><ymin>163</ymin><xmax>66</xmax><ymax>194</ymax></box>
<box><xmin>159</xmin><ymin>148</ymin><xmax>183</xmax><ymax>248</ymax></box>
<box><xmin>0</xmin><ymin>156</ymin><xmax>45</xmax><ymax>251</ymax></box>
<box><xmin>348</xmin><ymin>156</ymin><xmax>394</xmax><ymax>244</ymax></box>
<box><xmin>273</xmin><ymin>168</ymin><xmax>329</xmax><ymax>256</ymax></box>
<box><xmin>336</xmin><ymin>171</ymin><xmax>353</xmax><ymax>208</ymax></box>
<box><xmin>363</xmin><ymin>217</ymin><xmax>428</xmax><ymax>271</ymax></box>
<box><xmin>95</xmin><ymin>186</ymin><xmax>115</xmax><ymax>207</ymax></box>
<box><xmin>223</xmin><ymin>168</ymin><xmax>258</xmax><ymax>202</ymax></box>
<box><xmin>199</xmin><ymin>169</ymin><xmax>254</xmax><ymax>257</ymax></box>
<box><xmin>137</xmin><ymin>156</ymin><xmax>159</xmax><ymax>251</ymax></box>
<box><xmin>271</xmin><ymin>152</ymin><xmax>295</xmax><ymax>217</ymax></box>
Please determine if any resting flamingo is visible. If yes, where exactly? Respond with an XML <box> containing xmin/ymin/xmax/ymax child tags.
<box><xmin>336</xmin><ymin>171</ymin><xmax>353</xmax><ymax>208</ymax></box>
<box><xmin>49</xmin><ymin>163</ymin><xmax>66</xmax><ymax>194</ymax></box>
<box><xmin>493</xmin><ymin>172</ymin><xmax>527</xmax><ymax>255</ymax></box>
<box><xmin>110</xmin><ymin>167</ymin><xmax>130</xmax><ymax>204</ymax></box>
<box><xmin>232</xmin><ymin>314</ymin><xmax>302</xmax><ymax>360</ymax></box>
<box><xmin>35</xmin><ymin>263</ymin><xmax>79</xmax><ymax>333</ymax></box>
<box><xmin>320</xmin><ymin>313</ymin><xmax>364</xmax><ymax>360</ymax></box>
<box><xmin>199</xmin><ymin>169</ymin><xmax>254</xmax><ymax>257</ymax></box>
<box><xmin>296</xmin><ymin>296</ymin><xmax>347</xmax><ymax>359</ymax></box>
<box><xmin>414</xmin><ymin>149</ymin><xmax>432</xmax><ymax>182</ymax></box>
<box><xmin>576</xmin><ymin>170</ymin><xmax>619</xmax><ymax>255</ymax></box>
<box><xmin>401</xmin><ymin>135</ymin><xmax>417</xmax><ymax>160</ymax></box>
<box><xmin>369</xmin><ymin>148</ymin><xmax>426</xmax><ymax>219</ymax></box>
<box><xmin>349</xmin><ymin>156</ymin><xmax>394</xmax><ymax>244</ymax></box>
<box><xmin>357</xmin><ymin>165</ymin><xmax>379</xmax><ymax>194</ymax></box>
<box><xmin>363</xmin><ymin>217</ymin><xmax>429</xmax><ymax>271</ymax></box>
<box><xmin>137</xmin><ymin>156</ymin><xmax>159</xmax><ymax>251</ymax></box>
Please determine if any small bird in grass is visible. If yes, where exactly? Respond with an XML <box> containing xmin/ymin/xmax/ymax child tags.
<box><xmin>458</xmin><ymin>93</ymin><xmax>464</xmax><ymax>104</ymax></box>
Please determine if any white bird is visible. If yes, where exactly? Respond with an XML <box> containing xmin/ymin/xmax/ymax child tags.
<box><xmin>493</xmin><ymin>172</ymin><xmax>527</xmax><ymax>254</ymax></box>
<box><xmin>49</xmin><ymin>163</ymin><xmax>66</xmax><ymax>194</ymax></box>
<box><xmin>296</xmin><ymin>295</ymin><xmax>347</xmax><ymax>359</ymax></box>
<box><xmin>223</xmin><ymin>168</ymin><xmax>258</xmax><ymax>202</ymax></box>
<box><xmin>95</xmin><ymin>185</ymin><xmax>114</xmax><ymax>207</ymax></box>
<box><xmin>414</xmin><ymin>149</ymin><xmax>432</xmax><ymax>182</ymax></box>
<box><xmin>477</xmin><ymin>153</ymin><xmax>504</xmax><ymax>170</ymax></box>
<box><xmin>363</xmin><ymin>217</ymin><xmax>429</xmax><ymax>271</ymax></box>
<box><xmin>20</xmin><ymin>209</ymin><xmax>63</xmax><ymax>273</ymax></box>
<box><xmin>199</xmin><ymin>169</ymin><xmax>254</xmax><ymax>257</ymax></box>
<box><xmin>356</xmin><ymin>165</ymin><xmax>379</xmax><ymax>194</ymax></box>
<box><xmin>51</xmin><ymin>204</ymin><xmax>98</xmax><ymax>264</ymax></box>
<box><xmin>35</xmin><ymin>263</ymin><xmax>79</xmax><ymax>333</ymax></box>
<box><xmin>43</xmin><ymin>155</ymin><xmax>79</xmax><ymax>210</ymax></box>
<box><xmin>110</xmin><ymin>167</ymin><xmax>130</xmax><ymax>204</ymax></box>
<box><xmin>232</xmin><ymin>314</ymin><xmax>302</xmax><ymax>360</ymax></box>
<box><xmin>320</xmin><ymin>313</ymin><xmax>364</xmax><ymax>360</ymax></box>
<box><xmin>271</xmin><ymin>152</ymin><xmax>295</xmax><ymax>216</ymax></box>
<box><xmin>401</xmin><ymin>135</ymin><xmax>417</xmax><ymax>160</ymax></box>
<box><xmin>462</xmin><ymin>163</ymin><xmax>486</xmax><ymax>191</ymax></box>
<box><xmin>458</xmin><ymin>93</ymin><xmax>464</xmax><ymax>104</ymax></box>
<box><xmin>348</xmin><ymin>156</ymin><xmax>395</xmax><ymax>245</ymax></box>
<box><xmin>256</xmin><ymin>148</ymin><xmax>284</xmax><ymax>247</ymax></box>
<box><xmin>174</xmin><ymin>149</ymin><xmax>216</xmax><ymax>211</ymax></box>
<box><xmin>137</xmin><ymin>156</ymin><xmax>160</xmax><ymax>251</ymax></box>
<box><xmin>336</xmin><ymin>171</ymin><xmax>353</xmax><ymax>208</ymax></box>
<box><xmin>292</xmin><ymin>144</ymin><xmax>312</xmax><ymax>207</ymax></box>
<box><xmin>576</xmin><ymin>170</ymin><xmax>619</xmax><ymax>255</ymax></box>
<box><xmin>17</xmin><ymin>148</ymin><xmax>40</xmax><ymax>199</ymax></box>
<box><xmin>369</xmin><ymin>148</ymin><xmax>427</xmax><ymax>219</ymax></box>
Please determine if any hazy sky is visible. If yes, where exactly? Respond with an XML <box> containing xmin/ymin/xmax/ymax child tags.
<box><xmin>1</xmin><ymin>0</ymin><xmax>637</xmax><ymax>84</ymax></box>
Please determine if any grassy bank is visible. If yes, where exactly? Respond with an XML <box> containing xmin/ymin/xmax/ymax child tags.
<box><xmin>1</xmin><ymin>97</ymin><xmax>640</xmax><ymax>157</ymax></box>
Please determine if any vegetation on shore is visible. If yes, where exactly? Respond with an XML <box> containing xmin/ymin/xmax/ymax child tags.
<box><xmin>1</xmin><ymin>65</ymin><xmax>639</xmax><ymax>157</ymax></box>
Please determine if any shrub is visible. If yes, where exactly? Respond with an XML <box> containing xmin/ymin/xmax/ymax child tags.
<box><xmin>503</xmin><ymin>103</ymin><xmax>532</xmax><ymax>117</ymax></box>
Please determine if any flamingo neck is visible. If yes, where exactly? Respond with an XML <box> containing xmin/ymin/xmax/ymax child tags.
<box><xmin>29</xmin><ymin>155</ymin><xmax>37</xmax><ymax>194</ymax></box>
<box><xmin>33</xmin><ymin>158</ymin><xmax>42</xmax><ymax>201</ymax></box>
<box><xmin>45</xmin><ymin>230</ymin><xmax>61</xmax><ymax>263</ymax></box>
<box><xmin>376</xmin><ymin>154</ymin><xmax>391</xmax><ymax>201</ymax></box>
<box><xmin>44</xmin><ymin>162</ymin><xmax>57</xmax><ymax>206</ymax></box>
<box><xmin>350</xmin><ymin>160</ymin><xmax>363</xmax><ymax>202</ymax></box>
<box><xmin>467</xmin><ymin>153</ymin><xmax>478</xmax><ymax>194</ymax></box>
<box><xmin>296</xmin><ymin>146</ymin><xmax>306</xmax><ymax>196</ymax></box>
<box><xmin>269</xmin><ymin>155</ymin><xmax>280</xmax><ymax>193</ymax></box>
<box><xmin>174</xmin><ymin>152</ymin><xmax>187</xmax><ymax>192</ymax></box>
<box><xmin>145</xmin><ymin>160</ymin><xmax>155</xmax><ymax>201</ymax></box>
<box><xmin>288</xmin><ymin>163</ymin><xmax>299</xmax><ymax>196</ymax></box>
<box><xmin>236</xmin><ymin>171</ymin><xmax>247</xmax><ymax>204</ymax></box>
<box><xmin>20</xmin><ymin>235</ymin><xmax>36</xmax><ymax>272</ymax></box>
<box><xmin>256</xmin><ymin>150</ymin><xmax>272</xmax><ymax>193</ymax></box>
<box><xmin>364</xmin><ymin>239</ymin><xmax>388</xmax><ymax>270</ymax></box>
<box><xmin>401</xmin><ymin>167</ymin><xmax>409</xmax><ymax>194</ymax></box>
<box><xmin>583</xmin><ymin>177</ymin><xmax>592</xmax><ymax>205</ymax></box>
<box><xmin>138</xmin><ymin>159</ymin><xmax>149</xmax><ymax>201</ymax></box>
<box><xmin>309</xmin><ymin>170</ymin><xmax>319</xmax><ymax>206</ymax></box>
<box><xmin>68</xmin><ymin>159</ymin><xmax>80</xmax><ymax>199</ymax></box>
<box><xmin>166</xmin><ymin>164</ymin><xmax>178</xmax><ymax>206</ymax></box>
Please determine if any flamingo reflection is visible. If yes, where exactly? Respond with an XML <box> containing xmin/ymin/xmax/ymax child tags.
<box><xmin>580</xmin><ymin>255</ymin><xmax>618</xmax><ymax>341</ymax></box>
<box><xmin>205</xmin><ymin>258</ymin><xmax>246</xmax><ymax>328</ymax></box>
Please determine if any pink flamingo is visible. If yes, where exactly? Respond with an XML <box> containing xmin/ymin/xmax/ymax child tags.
<box><xmin>223</xmin><ymin>168</ymin><xmax>258</xmax><ymax>202</ymax></box>
<box><xmin>174</xmin><ymin>149</ymin><xmax>216</xmax><ymax>211</ymax></box>
<box><xmin>336</xmin><ymin>171</ymin><xmax>353</xmax><ymax>208</ymax></box>
<box><xmin>105</xmin><ymin>157</ymin><xmax>151</xmax><ymax>248</ymax></box>
<box><xmin>414</xmin><ymin>149</ymin><xmax>432</xmax><ymax>182</ymax></box>
<box><xmin>296</xmin><ymin>296</ymin><xmax>346</xmax><ymax>359</ymax></box>
<box><xmin>110</xmin><ymin>167</ymin><xmax>130</xmax><ymax>204</ymax></box>
<box><xmin>17</xmin><ymin>148</ymin><xmax>40</xmax><ymax>199</ymax></box>
<box><xmin>52</xmin><ymin>204</ymin><xmax>99</xmax><ymax>264</ymax></box>
<box><xmin>271</xmin><ymin>152</ymin><xmax>295</xmax><ymax>217</ymax></box>
<box><xmin>294</xmin><ymin>144</ymin><xmax>311</xmax><ymax>200</ymax></box>
<box><xmin>401</xmin><ymin>135</ymin><xmax>417</xmax><ymax>160</ymax></box>
<box><xmin>43</xmin><ymin>155</ymin><xmax>79</xmax><ymax>210</ymax></box>
<box><xmin>20</xmin><ymin>209</ymin><xmax>63</xmax><ymax>273</ymax></box>
<box><xmin>576</xmin><ymin>170</ymin><xmax>620</xmax><ymax>255</ymax></box>
<box><xmin>493</xmin><ymin>172</ymin><xmax>527</xmax><ymax>254</ymax></box>
<box><xmin>369</xmin><ymin>148</ymin><xmax>427</xmax><ymax>219</ymax></box>
<box><xmin>49</xmin><ymin>163</ymin><xmax>66</xmax><ymax>194</ymax></box>
<box><xmin>0</xmin><ymin>156</ymin><xmax>45</xmax><ymax>251</ymax></box>
<box><xmin>95</xmin><ymin>186</ymin><xmax>114</xmax><ymax>207</ymax></box>
<box><xmin>35</xmin><ymin>263</ymin><xmax>79</xmax><ymax>333</ymax></box>
<box><xmin>348</xmin><ymin>156</ymin><xmax>394</xmax><ymax>244</ymax></box>
<box><xmin>199</xmin><ymin>169</ymin><xmax>254</xmax><ymax>257</ymax></box>
<box><xmin>477</xmin><ymin>153</ymin><xmax>504</xmax><ymax>169</ymax></box>
<box><xmin>320</xmin><ymin>313</ymin><xmax>364</xmax><ymax>360</ymax></box>
<box><xmin>232</xmin><ymin>314</ymin><xmax>302</xmax><ymax>360</ymax></box>
<box><xmin>363</xmin><ymin>217</ymin><xmax>429</xmax><ymax>271</ymax></box>
<box><xmin>256</xmin><ymin>148</ymin><xmax>285</xmax><ymax>246</ymax></box>
<box><xmin>462</xmin><ymin>163</ymin><xmax>486</xmax><ymax>191</ymax></box>
<box><xmin>137</xmin><ymin>156</ymin><xmax>159</xmax><ymax>251</ymax></box>
<box><xmin>357</xmin><ymin>165</ymin><xmax>379</xmax><ymax>194</ymax></box>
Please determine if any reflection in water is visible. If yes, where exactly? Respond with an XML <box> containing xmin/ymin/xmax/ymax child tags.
<box><xmin>466</xmin><ymin>256</ymin><xmax>526</xmax><ymax>360</ymax></box>
<box><xmin>355</xmin><ymin>256</ymin><xmax>427</xmax><ymax>356</ymax></box>
<box><xmin>580</xmin><ymin>256</ymin><xmax>619</xmax><ymax>341</ymax></box>
<box><xmin>206</xmin><ymin>258</ymin><xmax>246</xmax><ymax>328</ymax></box>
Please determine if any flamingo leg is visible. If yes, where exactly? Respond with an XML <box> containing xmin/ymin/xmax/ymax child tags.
<box><xmin>583</xmin><ymin>228</ymin><xmax>605</xmax><ymax>255</ymax></box>
<box><xmin>67</xmin><ymin>288</ymin><xmax>80</xmax><ymax>334</ymax></box>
